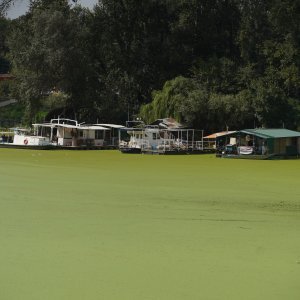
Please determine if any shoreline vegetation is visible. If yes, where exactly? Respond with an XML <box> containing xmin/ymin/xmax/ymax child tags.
<box><xmin>0</xmin><ymin>1</ymin><xmax>299</xmax><ymax>131</ymax></box>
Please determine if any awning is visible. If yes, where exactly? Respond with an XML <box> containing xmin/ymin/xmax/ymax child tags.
<box><xmin>204</xmin><ymin>131</ymin><xmax>236</xmax><ymax>139</ymax></box>
<box><xmin>241</xmin><ymin>128</ymin><xmax>300</xmax><ymax>139</ymax></box>
<box><xmin>80</xmin><ymin>125</ymin><xmax>109</xmax><ymax>130</ymax></box>
<box><xmin>33</xmin><ymin>123</ymin><xmax>109</xmax><ymax>130</ymax></box>
<box><xmin>32</xmin><ymin>123</ymin><xmax>55</xmax><ymax>128</ymax></box>
<box><xmin>95</xmin><ymin>124</ymin><xmax>125</xmax><ymax>129</ymax></box>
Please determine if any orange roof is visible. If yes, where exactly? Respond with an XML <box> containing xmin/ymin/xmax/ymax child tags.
<box><xmin>0</xmin><ymin>74</ymin><xmax>14</xmax><ymax>81</ymax></box>
<box><xmin>204</xmin><ymin>131</ymin><xmax>236</xmax><ymax>139</ymax></box>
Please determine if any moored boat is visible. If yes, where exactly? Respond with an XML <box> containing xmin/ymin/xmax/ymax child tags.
<box><xmin>0</xmin><ymin>118</ymin><xmax>118</xmax><ymax>150</ymax></box>
<box><xmin>119</xmin><ymin>118</ymin><xmax>205</xmax><ymax>154</ymax></box>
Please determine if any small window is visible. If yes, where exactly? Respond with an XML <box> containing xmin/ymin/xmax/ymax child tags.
<box><xmin>95</xmin><ymin>130</ymin><xmax>104</xmax><ymax>139</ymax></box>
<box><xmin>153</xmin><ymin>133</ymin><xmax>160</xmax><ymax>140</ymax></box>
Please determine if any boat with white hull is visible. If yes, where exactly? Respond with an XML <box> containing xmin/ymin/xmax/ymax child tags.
<box><xmin>119</xmin><ymin>118</ymin><xmax>204</xmax><ymax>154</ymax></box>
<box><xmin>0</xmin><ymin>118</ymin><xmax>114</xmax><ymax>149</ymax></box>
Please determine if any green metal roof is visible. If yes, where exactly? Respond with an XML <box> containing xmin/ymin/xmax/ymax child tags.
<box><xmin>241</xmin><ymin>128</ymin><xmax>300</xmax><ymax>139</ymax></box>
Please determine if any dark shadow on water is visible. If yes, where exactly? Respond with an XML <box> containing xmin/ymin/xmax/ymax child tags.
<box><xmin>153</xmin><ymin>217</ymin><xmax>266</xmax><ymax>223</ymax></box>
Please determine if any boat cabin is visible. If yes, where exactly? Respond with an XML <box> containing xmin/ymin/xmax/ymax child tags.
<box><xmin>119</xmin><ymin>118</ymin><xmax>204</xmax><ymax>154</ymax></box>
<box><xmin>203</xmin><ymin>131</ymin><xmax>236</xmax><ymax>150</ymax></box>
<box><xmin>216</xmin><ymin>128</ymin><xmax>300</xmax><ymax>159</ymax></box>
<box><xmin>94</xmin><ymin>124</ymin><xmax>125</xmax><ymax>146</ymax></box>
<box><xmin>33</xmin><ymin>118</ymin><xmax>109</xmax><ymax>147</ymax></box>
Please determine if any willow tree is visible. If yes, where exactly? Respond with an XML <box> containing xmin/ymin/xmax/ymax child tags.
<box><xmin>139</xmin><ymin>76</ymin><xmax>196</xmax><ymax>124</ymax></box>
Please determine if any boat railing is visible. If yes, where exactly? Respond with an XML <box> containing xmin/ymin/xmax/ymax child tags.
<box><xmin>195</xmin><ymin>140</ymin><xmax>204</xmax><ymax>150</ymax></box>
<box><xmin>50</xmin><ymin>118</ymin><xmax>79</xmax><ymax>126</ymax></box>
<box><xmin>125</xmin><ymin>120</ymin><xmax>145</xmax><ymax>128</ymax></box>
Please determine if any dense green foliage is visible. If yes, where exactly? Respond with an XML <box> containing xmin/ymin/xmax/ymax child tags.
<box><xmin>0</xmin><ymin>102</ymin><xmax>24</xmax><ymax>123</ymax></box>
<box><xmin>0</xmin><ymin>16</ymin><xmax>9</xmax><ymax>74</ymax></box>
<box><xmin>1</xmin><ymin>0</ymin><xmax>300</xmax><ymax>129</ymax></box>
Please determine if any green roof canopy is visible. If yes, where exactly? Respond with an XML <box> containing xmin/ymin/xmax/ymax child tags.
<box><xmin>241</xmin><ymin>129</ymin><xmax>300</xmax><ymax>139</ymax></box>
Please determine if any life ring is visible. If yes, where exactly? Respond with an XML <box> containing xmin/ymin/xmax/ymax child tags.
<box><xmin>24</xmin><ymin>139</ymin><xmax>28</xmax><ymax>145</ymax></box>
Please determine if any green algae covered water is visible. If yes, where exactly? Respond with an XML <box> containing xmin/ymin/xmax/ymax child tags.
<box><xmin>0</xmin><ymin>149</ymin><xmax>299</xmax><ymax>300</ymax></box>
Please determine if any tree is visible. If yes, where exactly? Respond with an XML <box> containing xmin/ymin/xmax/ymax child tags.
<box><xmin>0</xmin><ymin>0</ymin><xmax>78</xmax><ymax>15</ymax></box>
<box><xmin>91</xmin><ymin>0</ymin><xmax>173</xmax><ymax>121</ymax></box>
<box><xmin>0</xmin><ymin>0</ymin><xmax>15</xmax><ymax>15</ymax></box>
<box><xmin>3</xmin><ymin>0</ymin><xmax>300</xmax><ymax>128</ymax></box>
<box><xmin>0</xmin><ymin>16</ymin><xmax>10</xmax><ymax>73</ymax></box>
<box><xmin>139</xmin><ymin>76</ymin><xmax>196</xmax><ymax>124</ymax></box>
<box><xmin>168</xmin><ymin>0</ymin><xmax>240</xmax><ymax>62</ymax></box>
<box><xmin>139</xmin><ymin>73</ymin><xmax>256</xmax><ymax>132</ymax></box>
<box><xmin>8</xmin><ymin>1</ymin><xmax>93</xmax><ymax>122</ymax></box>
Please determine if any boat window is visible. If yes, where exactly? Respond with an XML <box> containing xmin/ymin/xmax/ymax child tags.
<box><xmin>153</xmin><ymin>133</ymin><xmax>160</xmax><ymax>140</ymax></box>
<box><xmin>95</xmin><ymin>130</ymin><xmax>104</xmax><ymax>139</ymax></box>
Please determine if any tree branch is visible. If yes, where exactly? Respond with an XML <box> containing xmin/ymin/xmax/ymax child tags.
<box><xmin>0</xmin><ymin>0</ymin><xmax>17</xmax><ymax>15</ymax></box>
<box><xmin>0</xmin><ymin>0</ymin><xmax>78</xmax><ymax>15</ymax></box>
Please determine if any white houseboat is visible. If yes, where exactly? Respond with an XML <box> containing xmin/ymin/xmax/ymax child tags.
<box><xmin>33</xmin><ymin>118</ymin><xmax>110</xmax><ymax>148</ymax></box>
<box><xmin>93</xmin><ymin>123</ymin><xmax>125</xmax><ymax>147</ymax></box>
<box><xmin>0</xmin><ymin>118</ymin><xmax>114</xmax><ymax>149</ymax></box>
<box><xmin>119</xmin><ymin>118</ymin><xmax>204</xmax><ymax>154</ymax></box>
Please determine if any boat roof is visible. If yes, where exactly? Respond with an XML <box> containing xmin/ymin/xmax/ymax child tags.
<box><xmin>204</xmin><ymin>131</ymin><xmax>236</xmax><ymax>139</ymax></box>
<box><xmin>81</xmin><ymin>125</ymin><xmax>109</xmax><ymax>130</ymax></box>
<box><xmin>10</xmin><ymin>127</ymin><xmax>30</xmax><ymax>132</ymax></box>
<box><xmin>121</xmin><ymin>126</ymin><xmax>193</xmax><ymax>132</ymax></box>
<box><xmin>32</xmin><ymin>123</ymin><xmax>109</xmax><ymax>130</ymax></box>
<box><xmin>94</xmin><ymin>123</ymin><xmax>125</xmax><ymax>129</ymax></box>
<box><xmin>150</xmin><ymin>118</ymin><xmax>185</xmax><ymax>129</ymax></box>
<box><xmin>214</xmin><ymin>128</ymin><xmax>300</xmax><ymax>139</ymax></box>
<box><xmin>120</xmin><ymin>127</ymin><xmax>145</xmax><ymax>131</ymax></box>
<box><xmin>241</xmin><ymin>128</ymin><xmax>300</xmax><ymax>138</ymax></box>
<box><xmin>0</xmin><ymin>74</ymin><xmax>15</xmax><ymax>81</ymax></box>
<box><xmin>32</xmin><ymin>123</ymin><xmax>75</xmax><ymax>128</ymax></box>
